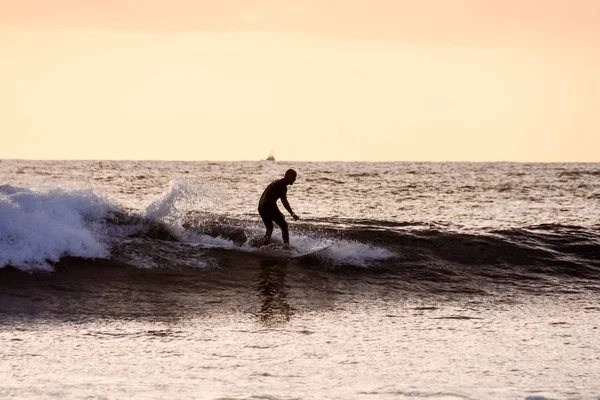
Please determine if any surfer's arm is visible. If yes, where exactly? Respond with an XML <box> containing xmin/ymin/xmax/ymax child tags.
<box><xmin>281</xmin><ymin>198</ymin><xmax>299</xmax><ymax>220</ymax></box>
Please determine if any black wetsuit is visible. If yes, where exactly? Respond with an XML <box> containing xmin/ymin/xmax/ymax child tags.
<box><xmin>258</xmin><ymin>178</ymin><xmax>288</xmax><ymax>230</ymax></box>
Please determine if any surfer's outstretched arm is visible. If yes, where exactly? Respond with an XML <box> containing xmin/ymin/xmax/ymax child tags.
<box><xmin>281</xmin><ymin>198</ymin><xmax>299</xmax><ymax>221</ymax></box>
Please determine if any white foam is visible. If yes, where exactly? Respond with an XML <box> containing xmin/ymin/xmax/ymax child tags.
<box><xmin>0</xmin><ymin>185</ymin><xmax>114</xmax><ymax>271</ymax></box>
<box><xmin>325</xmin><ymin>240</ymin><xmax>395</xmax><ymax>267</ymax></box>
<box><xmin>142</xmin><ymin>179</ymin><xmax>215</xmax><ymax>237</ymax></box>
<box><xmin>143</xmin><ymin>179</ymin><xmax>211</xmax><ymax>220</ymax></box>
<box><xmin>241</xmin><ymin>228</ymin><xmax>394</xmax><ymax>267</ymax></box>
<box><xmin>183</xmin><ymin>232</ymin><xmax>236</xmax><ymax>249</ymax></box>
<box><xmin>143</xmin><ymin>180</ymin><xmax>191</xmax><ymax>221</ymax></box>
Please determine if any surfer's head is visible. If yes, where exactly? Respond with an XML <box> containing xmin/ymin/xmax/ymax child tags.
<box><xmin>284</xmin><ymin>169</ymin><xmax>297</xmax><ymax>185</ymax></box>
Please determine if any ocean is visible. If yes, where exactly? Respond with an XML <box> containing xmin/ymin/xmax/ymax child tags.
<box><xmin>1</xmin><ymin>160</ymin><xmax>600</xmax><ymax>399</ymax></box>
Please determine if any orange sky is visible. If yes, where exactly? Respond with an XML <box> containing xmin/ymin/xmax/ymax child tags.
<box><xmin>1</xmin><ymin>0</ymin><xmax>599</xmax><ymax>161</ymax></box>
<box><xmin>3</xmin><ymin>0</ymin><xmax>599</xmax><ymax>46</ymax></box>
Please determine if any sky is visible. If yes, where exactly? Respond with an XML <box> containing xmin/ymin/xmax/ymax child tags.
<box><xmin>1</xmin><ymin>0</ymin><xmax>599</xmax><ymax>162</ymax></box>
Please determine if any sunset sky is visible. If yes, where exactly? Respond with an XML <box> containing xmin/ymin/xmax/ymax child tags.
<box><xmin>1</xmin><ymin>0</ymin><xmax>599</xmax><ymax>161</ymax></box>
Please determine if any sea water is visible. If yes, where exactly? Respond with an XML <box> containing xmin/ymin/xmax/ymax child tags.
<box><xmin>1</xmin><ymin>160</ymin><xmax>600</xmax><ymax>399</ymax></box>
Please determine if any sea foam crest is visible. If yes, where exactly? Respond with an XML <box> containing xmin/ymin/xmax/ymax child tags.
<box><xmin>143</xmin><ymin>180</ymin><xmax>191</xmax><ymax>221</ymax></box>
<box><xmin>0</xmin><ymin>185</ymin><xmax>114</xmax><ymax>271</ymax></box>
<box><xmin>275</xmin><ymin>233</ymin><xmax>395</xmax><ymax>266</ymax></box>
<box><xmin>325</xmin><ymin>240</ymin><xmax>395</xmax><ymax>267</ymax></box>
<box><xmin>142</xmin><ymin>180</ymin><xmax>212</xmax><ymax>233</ymax></box>
<box><xmin>242</xmin><ymin>227</ymin><xmax>395</xmax><ymax>267</ymax></box>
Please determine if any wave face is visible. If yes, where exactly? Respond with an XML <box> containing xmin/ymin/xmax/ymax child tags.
<box><xmin>1</xmin><ymin>161</ymin><xmax>600</xmax><ymax>297</ymax></box>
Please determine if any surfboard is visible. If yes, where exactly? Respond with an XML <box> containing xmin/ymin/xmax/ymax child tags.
<box><xmin>247</xmin><ymin>239</ymin><xmax>333</xmax><ymax>259</ymax></box>
<box><xmin>290</xmin><ymin>243</ymin><xmax>333</xmax><ymax>259</ymax></box>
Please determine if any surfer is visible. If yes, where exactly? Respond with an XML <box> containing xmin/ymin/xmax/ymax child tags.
<box><xmin>258</xmin><ymin>169</ymin><xmax>300</xmax><ymax>245</ymax></box>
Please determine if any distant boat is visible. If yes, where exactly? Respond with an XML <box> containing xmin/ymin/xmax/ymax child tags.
<box><xmin>265</xmin><ymin>151</ymin><xmax>275</xmax><ymax>161</ymax></box>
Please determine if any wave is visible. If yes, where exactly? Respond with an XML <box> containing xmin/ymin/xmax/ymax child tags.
<box><xmin>0</xmin><ymin>184</ymin><xmax>113</xmax><ymax>271</ymax></box>
<box><xmin>0</xmin><ymin>184</ymin><xmax>394</xmax><ymax>271</ymax></box>
<box><xmin>2</xmin><ymin>184</ymin><xmax>600</xmax><ymax>294</ymax></box>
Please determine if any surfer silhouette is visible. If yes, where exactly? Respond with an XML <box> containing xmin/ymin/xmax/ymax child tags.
<box><xmin>258</xmin><ymin>169</ymin><xmax>299</xmax><ymax>245</ymax></box>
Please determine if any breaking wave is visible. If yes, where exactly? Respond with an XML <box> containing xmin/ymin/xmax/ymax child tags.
<box><xmin>2</xmin><ymin>184</ymin><xmax>600</xmax><ymax>296</ymax></box>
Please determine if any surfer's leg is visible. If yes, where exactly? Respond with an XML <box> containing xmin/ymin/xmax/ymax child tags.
<box><xmin>259</xmin><ymin>210</ymin><xmax>274</xmax><ymax>242</ymax></box>
<box><xmin>281</xmin><ymin>225</ymin><xmax>289</xmax><ymax>245</ymax></box>
<box><xmin>273</xmin><ymin>211</ymin><xmax>289</xmax><ymax>245</ymax></box>
<box><xmin>264</xmin><ymin>222</ymin><xmax>274</xmax><ymax>242</ymax></box>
